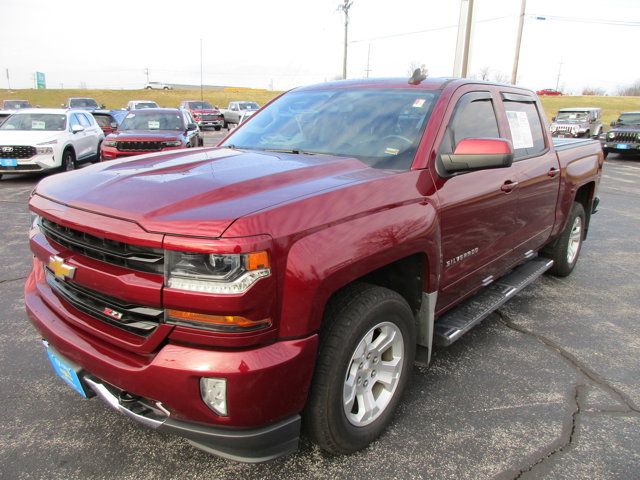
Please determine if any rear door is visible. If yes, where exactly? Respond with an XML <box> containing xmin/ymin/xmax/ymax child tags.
<box><xmin>499</xmin><ymin>92</ymin><xmax>560</xmax><ymax>257</ymax></box>
<box><xmin>434</xmin><ymin>88</ymin><xmax>520</xmax><ymax>313</ymax></box>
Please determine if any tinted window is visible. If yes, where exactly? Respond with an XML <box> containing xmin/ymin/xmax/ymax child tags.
<box><xmin>70</xmin><ymin>98</ymin><xmax>98</xmax><ymax>108</ymax></box>
<box><xmin>503</xmin><ymin>101</ymin><xmax>546</xmax><ymax>158</ymax></box>
<box><xmin>70</xmin><ymin>114</ymin><xmax>82</xmax><ymax>128</ymax></box>
<box><xmin>93</xmin><ymin>114</ymin><xmax>113</xmax><ymax>127</ymax></box>
<box><xmin>439</xmin><ymin>92</ymin><xmax>499</xmax><ymax>155</ymax></box>
<box><xmin>78</xmin><ymin>113</ymin><xmax>91</xmax><ymax>127</ymax></box>
<box><xmin>120</xmin><ymin>111</ymin><xmax>185</xmax><ymax>131</ymax></box>
<box><xmin>0</xmin><ymin>113</ymin><xmax>67</xmax><ymax>131</ymax></box>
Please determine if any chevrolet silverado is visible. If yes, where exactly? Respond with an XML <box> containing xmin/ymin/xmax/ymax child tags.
<box><xmin>25</xmin><ymin>77</ymin><xmax>603</xmax><ymax>462</ymax></box>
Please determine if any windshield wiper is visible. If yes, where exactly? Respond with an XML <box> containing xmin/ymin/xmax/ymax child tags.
<box><xmin>262</xmin><ymin>148</ymin><xmax>318</xmax><ymax>155</ymax></box>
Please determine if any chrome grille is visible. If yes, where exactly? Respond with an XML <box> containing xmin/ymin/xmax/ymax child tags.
<box><xmin>0</xmin><ymin>145</ymin><xmax>36</xmax><ymax>159</ymax></box>
<box><xmin>609</xmin><ymin>131</ymin><xmax>638</xmax><ymax>143</ymax></box>
<box><xmin>46</xmin><ymin>271</ymin><xmax>162</xmax><ymax>335</ymax></box>
<box><xmin>40</xmin><ymin>217</ymin><xmax>164</xmax><ymax>274</ymax></box>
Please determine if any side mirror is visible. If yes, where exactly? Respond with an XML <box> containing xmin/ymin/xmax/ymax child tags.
<box><xmin>441</xmin><ymin>138</ymin><xmax>514</xmax><ymax>173</ymax></box>
<box><xmin>110</xmin><ymin>122</ymin><xmax>118</xmax><ymax>128</ymax></box>
<box><xmin>101</xmin><ymin>104</ymin><xmax>106</xmax><ymax>109</ymax></box>
<box><xmin>186</xmin><ymin>123</ymin><xmax>197</xmax><ymax>131</ymax></box>
<box><xmin>71</xmin><ymin>124</ymin><xmax>84</xmax><ymax>134</ymax></box>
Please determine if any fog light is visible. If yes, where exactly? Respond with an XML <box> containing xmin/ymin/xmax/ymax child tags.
<box><xmin>200</xmin><ymin>377</ymin><xmax>227</xmax><ymax>416</ymax></box>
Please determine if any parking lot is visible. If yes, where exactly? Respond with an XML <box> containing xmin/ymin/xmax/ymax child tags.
<box><xmin>0</xmin><ymin>145</ymin><xmax>638</xmax><ymax>479</ymax></box>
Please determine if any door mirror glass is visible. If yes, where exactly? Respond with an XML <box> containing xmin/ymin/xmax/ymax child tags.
<box><xmin>110</xmin><ymin>122</ymin><xmax>118</xmax><ymax>128</ymax></box>
<box><xmin>441</xmin><ymin>138</ymin><xmax>514</xmax><ymax>173</ymax></box>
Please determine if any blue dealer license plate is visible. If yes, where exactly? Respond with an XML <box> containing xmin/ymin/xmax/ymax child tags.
<box><xmin>0</xmin><ymin>158</ymin><xmax>17</xmax><ymax>167</ymax></box>
<box><xmin>45</xmin><ymin>345</ymin><xmax>87</xmax><ymax>398</ymax></box>
<box><xmin>616</xmin><ymin>144</ymin><xmax>630</xmax><ymax>150</ymax></box>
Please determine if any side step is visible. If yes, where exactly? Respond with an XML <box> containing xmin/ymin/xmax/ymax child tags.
<box><xmin>434</xmin><ymin>257</ymin><xmax>554</xmax><ymax>346</ymax></box>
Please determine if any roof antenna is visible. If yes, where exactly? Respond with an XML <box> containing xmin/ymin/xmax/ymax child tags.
<box><xmin>409</xmin><ymin>68</ymin><xmax>427</xmax><ymax>85</ymax></box>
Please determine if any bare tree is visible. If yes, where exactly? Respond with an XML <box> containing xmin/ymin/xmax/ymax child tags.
<box><xmin>476</xmin><ymin>66</ymin><xmax>491</xmax><ymax>81</ymax></box>
<box><xmin>617</xmin><ymin>79</ymin><xmax>640</xmax><ymax>96</ymax></box>
<box><xmin>582</xmin><ymin>86</ymin><xmax>606</xmax><ymax>96</ymax></box>
<box><xmin>492</xmin><ymin>71</ymin><xmax>510</xmax><ymax>84</ymax></box>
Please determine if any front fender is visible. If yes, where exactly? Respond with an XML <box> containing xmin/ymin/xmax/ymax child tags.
<box><xmin>278</xmin><ymin>200</ymin><xmax>441</xmax><ymax>338</ymax></box>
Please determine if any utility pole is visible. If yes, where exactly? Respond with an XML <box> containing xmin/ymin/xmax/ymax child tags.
<box><xmin>511</xmin><ymin>0</ymin><xmax>527</xmax><ymax>85</ymax></box>
<box><xmin>365</xmin><ymin>44</ymin><xmax>372</xmax><ymax>78</ymax></box>
<box><xmin>5</xmin><ymin>69</ymin><xmax>10</xmax><ymax>90</ymax></box>
<box><xmin>338</xmin><ymin>0</ymin><xmax>353</xmax><ymax>80</ymax></box>
<box><xmin>452</xmin><ymin>0</ymin><xmax>475</xmax><ymax>77</ymax></box>
<box><xmin>200</xmin><ymin>39</ymin><xmax>204</xmax><ymax>101</ymax></box>
<box><xmin>555</xmin><ymin>58</ymin><xmax>563</xmax><ymax>91</ymax></box>
<box><xmin>144</xmin><ymin>68</ymin><xmax>149</xmax><ymax>84</ymax></box>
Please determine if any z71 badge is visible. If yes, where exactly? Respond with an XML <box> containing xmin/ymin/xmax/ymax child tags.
<box><xmin>446</xmin><ymin>247</ymin><xmax>479</xmax><ymax>268</ymax></box>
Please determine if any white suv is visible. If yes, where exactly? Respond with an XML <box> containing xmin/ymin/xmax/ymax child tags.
<box><xmin>144</xmin><ymin>82</ymin><xmax>172</xmax><ymax>90</ymax></box>
<box><xmin>0</xmin><ymin>109</ymin><xmax>104</xmax><ymax>179</ymax></box>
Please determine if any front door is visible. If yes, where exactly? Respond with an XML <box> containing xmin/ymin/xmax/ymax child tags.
<box><xmin>434</xmin><ymin>90</ymin><xmax>519</xmax><ymax>313</ymax></box>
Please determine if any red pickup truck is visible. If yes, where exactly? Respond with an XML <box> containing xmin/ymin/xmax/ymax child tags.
<box><xmin>24</xmin><ymin>78</ymin><xmax>602</xmax><ymax>462</ymax></box>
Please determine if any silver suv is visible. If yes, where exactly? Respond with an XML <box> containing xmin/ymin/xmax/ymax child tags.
<box><xmin>550</xmin><ymin>108</ymin><xmax>603</xmax><ymax>138</ymax></box>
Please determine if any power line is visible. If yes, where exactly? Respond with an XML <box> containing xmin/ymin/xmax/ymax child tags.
<box><xmin>530</xmin><ymin>14</ymin><xmax>640</xmax><ymax>27</ymax></box>
<box><xmin>350</xmin><ymin>15</ymin><xmax>513</xmax><ymax>44</ymax></box>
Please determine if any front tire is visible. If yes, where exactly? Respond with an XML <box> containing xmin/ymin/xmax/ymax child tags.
<box><xmin>61</xmin><ymin>149</ymin><xmax>76</xmax><ymax>172</ymax></box>
<box><xmin>543</xmin><ymin>202</ymin><xmax>585</xmax><ymax>277</ymax></box>
<box><xmin>305</xmin><ymin>283</ymin><xmax>416</xmax><ymax>454</ymax></box>
<box><xmin>214</xmin><ymin>126</ymin><xmax>221</xmax><ymax>131</ymax></box>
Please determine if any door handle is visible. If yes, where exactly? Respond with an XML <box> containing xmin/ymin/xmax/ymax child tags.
<box><xmin>548</xmin><ymin>168</ymin><xmax>560</xmax><ymax>178</ymax></box>
<box><xmin>501</xmin><ymin>180</ymin><xmax>518</xmax><ymax>193</ymax></box>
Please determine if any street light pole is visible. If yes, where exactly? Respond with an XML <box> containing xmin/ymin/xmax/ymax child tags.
<box><xmin>200</xmin><ymin>39</ymin><xmax>204</xmax><ymax>101</ymax></box>
<box><xmin>511</xmin><ymin>0</ymin><xmax>527</xmax><ymax>84</ymax></box>
<box><xmin>460</xmin><ymin>0</ymin><xmax>474</xmax><ymax>78</ymax></box>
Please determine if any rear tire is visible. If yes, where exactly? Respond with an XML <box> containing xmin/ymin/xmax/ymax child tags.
<box><xmin>543</xmin><ymin>202</ymin><xmax>585</xmax><ymax>277</ymax></box>
<box><xmin>214</xmin><ymin>126</ymin><xmax>221</xmax><ymax>131</ymax></box>
<box><xmin>305</xmin><ymin>283</ymin><xmax>416</xmax><ymax>454</ymax></box>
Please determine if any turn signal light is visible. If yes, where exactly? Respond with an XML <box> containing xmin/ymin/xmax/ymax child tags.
<box><xmin>166</xmin><ymin>309</ymin><xmax>271</xmax><ymax>332</ymax></box>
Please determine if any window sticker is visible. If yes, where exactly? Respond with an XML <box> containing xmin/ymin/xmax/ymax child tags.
<box><xmin>384</xmin><ymin>147</ymin><xmax>400</xmax><ymax>155</ymax></box>
<box><xmin>32</xmin><ymin>120</ymin><xmax>46</xmax><ymax>129</ymax></box>
<box><xmin>412</xmin><ymin>98</ymin><xmax>426</xmax><ymax>108</ymax></box>
<box><xmin>148</xmin><ymin>120</ymin><xmax>160</xmax><ymax>129</ymax></box>
<box><xmin>506</xmin><ymin>110</ymin><xmax>534</xmax><ymax>149</ymax></box>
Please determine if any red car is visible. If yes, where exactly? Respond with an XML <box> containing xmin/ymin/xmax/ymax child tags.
<box><xmin>536</xmin><ymin>88</ymin><xmax>563</xmax><ymax>96</ymax></box>
<box><xmin>100</xmin><ymin>108</ymin><xmax>202</xmax><ymax>160</ymax></box>
<box><xmin>179</xmin><ymin>100</ymin><xmax>224</xmax><ymax>131</ymax></box>
<box><xmin>26</xmin><ymin>78</ymin><xmax>602</xmax><ymax>462</ymax></box>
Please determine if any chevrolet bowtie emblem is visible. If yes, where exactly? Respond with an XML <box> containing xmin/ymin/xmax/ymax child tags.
<box><xmin>47</xmin><ymin>255</ymin><xmax>75</xmax><ymax>281</ymax></box>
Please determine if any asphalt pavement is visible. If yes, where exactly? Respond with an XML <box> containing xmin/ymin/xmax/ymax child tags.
<box><xmin>0</xmin><ymin>140</ymin><xmax>638</xmax><ymax>480</ymax></box>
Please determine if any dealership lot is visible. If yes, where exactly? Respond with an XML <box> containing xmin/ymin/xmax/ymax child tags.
<box><xmin>0</xmin><ymin>146</ymin><xmax>638</xmax><ymax>479</ymax></box>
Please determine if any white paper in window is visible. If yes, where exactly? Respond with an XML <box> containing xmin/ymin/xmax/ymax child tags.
<box><xmin>506</xmin><ymin>110</ymin><xmax>534</xmax><ymax>149</ymax></box>
<box><xmin>32</xmin><ymin>120</ymin><xmax>46</xmax><ymax>130</ymax></box>
<box><xmin>148</xmin><ymin>120</ymin><xmax>160</xmax><ymax>129</ymax></box>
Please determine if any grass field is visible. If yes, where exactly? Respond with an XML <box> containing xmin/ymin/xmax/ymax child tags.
<box><xmin>2</xmin><ymin>88</ymin><xmax>639</xmax><ymax>130</ymax></box>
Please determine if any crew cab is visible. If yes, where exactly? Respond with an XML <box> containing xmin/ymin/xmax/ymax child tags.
<box><xmin>3</xmin><ymin>99</ymin><xmax>32</xmax><ymax>109</ymax></box>
<box><xmin>100</xmin><ymin>108</ymin><xmax>202</xmax><ymax>160</ymax></box>
<box><xmin>0</xmin><ymin>108</ymin><xmax>103</xmax><ymax>179</ymax></box>
<box><xmin>601</xmin><ymin>111</ymin><xmax>640</xmax><ymax>158</ymax></box>
<box><xmin>179</xmin><ymin>100</ymin><xmax>224</xmax><ymax>130</ymax></box>
<box><xmin>221</xmin><ymin>101</ymin><xmax>260</xmax><ymax>128</ymax></box>
<box><xmin>24</xmin><ymin>78</ymin><xmax>602</xmax><ymax>462</ymax></box>
<box><xmin>550</xmin><ymin>107</ymin><xmax>602</xmax><ymax>138</ymax></box>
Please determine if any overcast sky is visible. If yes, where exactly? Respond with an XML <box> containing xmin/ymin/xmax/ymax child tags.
<box><xmin>1</xmin><ymin>0</ymin><xmax>638</xmax><ymax>93</ymax></box>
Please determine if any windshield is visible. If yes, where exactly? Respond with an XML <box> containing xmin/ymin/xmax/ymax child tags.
<box><xmin>556</xmin><ymin>112</ymin><xmax>589</xmax><ymax>123</ymax></box>
<box><xmin>222</xmin><ymin>88</ymin><xmax>438</xmax><ymax>170</ymax></box>
<box><xmin>238</xmin><ymin>102</ymin><xmax>259</xmax><ymax>110</ymax></box>
<box><xmin>119</xmin><ymin>111</ymin><xmax>185</xmax><ymax>131</ymax></box>
<box><xmin>4</xmin><ymin>100</ymin><xmax>31</xmax><ymax>109</ymax></box>
<box><xmin>70</xmin><ymin>98</ymin><xmax>98</xmax><ymax>108</ymax></box>
<box><xmin>134</xmin><ymin>102</ymin><xmax>159</xmax><ymax>109</ymax></box>
<box><xmin>188</xmin><ymin>101</ymin><xmax>213</xmax><ymax>109</ymax></box>
<box><xmin>0</xmin><ymin>113</ymin><xmax>67</xmax><ymax>131</ymax></box>
<box><xmin>616</xmin><ymin>113</ymin><xmax>640</xmax><ymax>125</ymax></box>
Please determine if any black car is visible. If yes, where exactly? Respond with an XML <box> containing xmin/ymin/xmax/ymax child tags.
<box><xmin>601</xmin><ymin>111</ymin><xmax>640</xmax><ymax>158</ymax></box>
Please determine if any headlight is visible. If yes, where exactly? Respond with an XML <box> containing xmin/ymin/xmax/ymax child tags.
<box><xmin>608</xmin><ymin>132</ymin><xmax>615</xmax><ymax>139</ymax></box>
<box><xmin>35</xmin><ymin>146</ymin><xmax>53</xmax><ymax>155</ymax></box>
<box><xmin>103</xmin><ymin>140</ymin><xmax>117</xmax><ymax>147</ymax></box>
<box><xmin>165</xmin><ymin>250</ymin><xmax>270</xmax><ymax>294</ymax></box>
<box><xmin>163</xmin><ymin>140</ymin><xmax>182</xmax><ymax>147</ymax></box>
<box><xmin>30</xmin><ymin>212</ymin><xmax>40</xmax><ymax>230</ymax></box>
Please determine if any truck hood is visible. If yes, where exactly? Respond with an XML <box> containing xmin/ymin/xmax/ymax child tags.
<box><xmin>106</xmin><ymin>130</ymin><xmax>182</xmax><ymax>141</ymax></box>
<box><xmin>610</xmin><ymin>126</ymin><xmax>640</xmax><ymax>133</ymax></box>
<box><xmin>0</xmin><ymin>130</ymin><xmax>61</xmax><ymax>145</ymax></box>
<box><xmin>34</xmin><ymin>147</ymin><xmax>370</xmax><ymax>237</ymax></box>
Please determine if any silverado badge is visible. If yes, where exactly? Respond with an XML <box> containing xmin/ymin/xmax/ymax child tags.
<box><xmin>47</xmin><ymin>255</ymin><xmax>76</xmax><ymax>281</ymax></box>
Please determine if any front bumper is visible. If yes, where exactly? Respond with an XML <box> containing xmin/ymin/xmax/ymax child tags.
<box><xmin>602</xmin><ymin>141</ymin><xmax>640</xmax><ymax>153</ymax></box>
<box><xmin>100</xmin><ymin>145</ymin><xmax>183</xmax><ymax>160</ymax></box>
<box><xmin>195</xmin><ymin>119</ymin><xmax>223</xmax><ymax>128</ymax></box>
<box><xmin>0</xmin><ymin>152</ymin><xmax>59</xmax><ymax>173</ymax></box>
<box><xmin>24</xmin><ymin>261</ymin><xmax>318</xmax><ymax>461</ymax></box>
<box><xmin>550</xmin><ymin>130</ymin><xmax>589</xmax><ymax>138</ymax></box>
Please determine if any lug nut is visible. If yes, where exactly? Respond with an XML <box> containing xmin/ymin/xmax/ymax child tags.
<box><xmin>371</xmin><ymin>370</ymin><xmax>376</xmax><ymax>377</ymax></box>
<box><xmin>363</xmin><ymin>380</ymin><xmax>369</xmax><ymax>387</ymax></box>
<box><xmin>357</xmin><ymin>377</ymin><xmax>362</xmax><ymax>385</ymax></box>
<box><xmin>358</xmin><ymin>362</ymin><xmax>363</xmax><ymax>369</ymax></box>
<box><xmin>366</xmin><ymin>353</ymin><xmax>371</xmax><ymax>360</ymax></box>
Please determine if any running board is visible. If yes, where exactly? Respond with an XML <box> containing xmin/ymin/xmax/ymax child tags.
<box><xmin>434</xmin><ymin>257</ymin><xmax>554</xmax><ymax>347</ymax></box>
